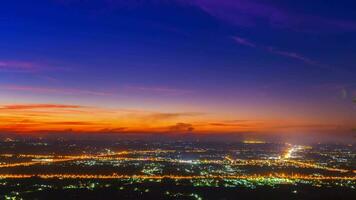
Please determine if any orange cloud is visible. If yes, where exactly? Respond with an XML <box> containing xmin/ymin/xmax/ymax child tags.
<box><xmin>0</xmin><ymin>103</ymin><xmax>351</xmax><ymax>134</ymax></box>
<box><xmin>168</xmin><ymin>123</ymin><xmax>195</xmax><ymax>133</ymax></box>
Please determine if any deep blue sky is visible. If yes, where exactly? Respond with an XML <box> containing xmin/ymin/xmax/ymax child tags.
<box><xmin>0</xmin><ymin>0</ymin><xmax>355</xmax><ymax>134</ymax></box>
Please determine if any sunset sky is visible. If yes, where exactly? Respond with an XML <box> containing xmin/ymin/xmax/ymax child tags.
<box><xmin>0</xmin><ymin>0</ymin><xmax>355</xmax><ymax>134</ymax></box>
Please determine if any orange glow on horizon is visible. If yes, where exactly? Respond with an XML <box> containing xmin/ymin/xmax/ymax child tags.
<box><xmin>0</xmin><ymin>103</ymin><xmax>351</xmax><ymax>134</ymax></box>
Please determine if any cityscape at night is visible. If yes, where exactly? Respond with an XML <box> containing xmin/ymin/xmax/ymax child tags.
<box><xmin>0</xmin><ymin>0</ymin><xmax>356</xmax><ymax>199</ymax></box>
<box><xmin>0</xmin><ymin>136</ymin><xmax>354</xmax><ymax>199</ymax></box>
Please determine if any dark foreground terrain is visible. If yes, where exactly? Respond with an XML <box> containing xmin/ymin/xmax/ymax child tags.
<box><xmin>0</xmin><ymin>178</ymin><xmax>355</xmax><ymax>200</ymax></box>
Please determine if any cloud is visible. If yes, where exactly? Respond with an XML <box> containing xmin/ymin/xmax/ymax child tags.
<box><xmin>208</xmin><ymin>119</ymin><xmax>265</xmax><ymax>128</ymax></box>
<box><xmin>266</xmin><ymin>47</ymin><xmax>316</xmax><ymax>65</ymax></box>
<box><xmin>0</xmin><ymin>85</ymin><xmax>113</xmax><ymax>96</ymax></box>
<box><xmin>232</xmin><ymin>36</ymin><xmax>318</xmax><ymax>66</ymax></box>
<box><xmin>95</xmin><ymin>127</ymin><xmax>127</xmax><ymax>133</ymax></box>
<box><xmin>315</xmin><ymin>83</ymin><xmax>356</xmax><ymax>100</ymax></box>
<box><xmin>56</xmin><ymin>0</ymin><xmax>356</xmax><ymax>33</ymax></box>
<box><xmin>0</xmin><ymin>60</ymin><xmax>67</xmax><ymax>73</ymax></box>
<box><xmin>147</xmin><ymin>112</ymin><xmax>202</xmax><ymax>120</ymax></box>
<box><xmin>231</xmin><ymin>36</ymin><xmax>256</xmax><ymax>47</ymax></box>
<box><xmin>168</xmin><ymin>123</ymin><xmax>194</xmax><ymax>133</ymax></box>
<box><xmin>341</xmin><ymin>88</ymin><xmax>348</xmax><ymax>99</ymax></box>
<box><xmin>0</xmin><ymin>104</ymin><xmax>84</xmax><ymax>110</ymax></box>
<box><xmin>0</xmin><ymin>103</ymin><xmax>202</xmax><ymax>133</ymax></box>
<box><xmin>271</xmin><ymin>124</ymin><xmax>341</xmax><ymax>130</ymax></box>
<box><xmin>180</xmin><ymin>0</ymin><xmax>285</xmax><ymax>27</ymax></box>
<box><xmin>179</xmin><ymin>0</ymin><xmax>356</xmax><ymax>33</ymax></box>
<box><xmin>0</xmin><ymin>61</ymin><xmax>38</xmax><ymax>72</ymax></box>
<box><xmin>45</xmin><ymin>121</ymin><xmax>102</xmax><ymax>126</ymax></box>
<box><xmin>0</xmin><ymin>120</ymin><xmax>102</xmax><ymax>129</ymax></box>
<box><xmin>124</xmin><ymin>85</ymin><xmax>193</xmax><ymax>96</ymax></box>
<box><xmin>209</xmin><ymin>123</ymin><xmax>253</xmax><ymax>128</ymax></box>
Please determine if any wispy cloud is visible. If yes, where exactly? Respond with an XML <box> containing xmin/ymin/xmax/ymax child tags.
<box><xmin>45</xmin><ymin>121</ymin><xmax>107</xmax><ymax>126</ymax></box>
<box><xmin>266</xmin><ymin>47</ymin><xmax>316</xmax><ymax>65</ymax></box>
<box><xmin>56</xmin><ymin>0</ymin><xmax>356</xmax><ymax>33</ymax></box>
<box><xmin>208</xmin><ymin>119</ymin><xmax>265</xmax><ymax>128</ymax></box>
<box><xmin>231</xmin><ymin>36</ymin><xmax>256</xmax><ymax>47</ymax></box>
<box><xmin>0</xmin><ymin>101</ymin><xmax>348</xmax><ymax>134</ymax></box>
<box><xmin>0</xmin><ymin>60</ymin><xmax>68</xmax><ymax>73</ymax></box>
<box><xmin>1</xmin><ymin>84</ymin><xmax>192</xmax><ymax>97</ymax></box>
<box><xmin>271</xmin><ymin>124</ymin><xmax>341</xmax><ymax>130</ymax></box>
<box><xmin>0</xmin><ymin>85</ymin><xmax>113</xmax><ymax>96</ymax></box>
<box><xmin>231</xmin><ymin>35</ymin><xmax>318</xmax><ymax>66</ymax></box>
<box><xmin>315</xmin><ymin>83</ymin><xmax>356</xmax><ymax>100</ymax></box>
<box><xmin>0</xmin><ymin>104</ymin><xmax>84</xmax><ymax>110</ymax></box>
<box><xmin>147</xmin><ymin>112</ymin><xmax>202</xmax><ymax>120</ymax></box>
<box><xmin>0</xmin><ymin>102</ymin><xmax>202</xmax><ymax>133</ymax></box>
<box><xmin>124</xmin><ymin>85</ymin><xmax>193</xmax><ymax>96</ymax></box>
<box><xmin>179</xmin><ymin>0</ymin><xmax>356</xmax><ymax>33</ymax></box>
<box><xmin>0</xmin><ymin>61</ymin><xmax>38</xmax><ymax>72</ymax></box>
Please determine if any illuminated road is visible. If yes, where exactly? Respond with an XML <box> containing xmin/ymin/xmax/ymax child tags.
<box><xmin>0</xmin><ymin>147</ymin><xmax>354</xmax><ymax>176</ymax></box>
<box><xmin>0</xmin><ymin>173</ymin><xmax>355</xmax><ymax>181</ymax></box>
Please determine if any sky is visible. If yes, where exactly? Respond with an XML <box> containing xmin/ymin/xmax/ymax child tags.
<box><xmin>0</xmin><ymin>0</ymin><xmax>355</xmax><ymax>135</ymax></box>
